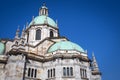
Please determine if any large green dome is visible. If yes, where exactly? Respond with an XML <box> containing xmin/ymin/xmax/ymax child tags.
<box><xmin>0</xmin><ymin>42</ymin><xmax>5</xmax><ymax>55</ymax></box>
<box><xmin>29</xmin><ymin>15</ymin><xmax>57</xmax><ymax>28</ymax></box>
<box><xmin>48</xmin><ymin>41</ymin><xmax>85</xmax><ymax>53</ymax></box>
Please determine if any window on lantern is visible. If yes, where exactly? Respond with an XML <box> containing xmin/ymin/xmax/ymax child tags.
<box><xmin>36</xmin><ymin>29</ymin><xmax>41</xmax><ymax>40</ymax></box>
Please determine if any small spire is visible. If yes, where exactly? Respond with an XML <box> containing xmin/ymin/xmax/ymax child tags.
<box><xmin>43</xmin><ymin>2</ymin><xmax>46</xmax><ymax>6</ymax></box>
<box><xmin>15</xmin><ymin>26</ymin><xmax>20</xmax><ymax>39</ymax></box>
<box><xmin>21</xmin><ymin>26</ymin><xmax>25</xmax><ymax>38</ymax></box>
<box><xmin>31</xmin><ymin>16</ymin><xmax>35</xmax><ymax>25</ymax></box>
<box><xmin>56</xmin><ymin>19</ymin><xmax>58</xmax><ymax>27</ymax></box>
<box><xmin>32</xmin><ymin>16</ymin><xmax>34</xmax><ymax>20</ymax></box>
<box><xmin>85</xmin><ymin>49</ymin><xmax>88</xmax><ymax>53</ymax></box>
<box><xmin>26</xmin><ymin>22</ymin><xmax>29</xmax><ymax>29</ymax></box>
<box><xmin>92</xmin><ymin>52</ymin><xmax>99</xmax><ymax>71</ymax></box>
<box><xmin>17</xmin><ymin>26</ymin><xmax>20</xmax><ymax>31</ymax></box>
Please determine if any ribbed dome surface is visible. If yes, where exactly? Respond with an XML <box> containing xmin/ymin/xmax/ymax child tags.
<box><xmin>48</xmin><ymin>41</ymin><xmax>85</xmax><ymax>53</ymax></box>
<box><xmin>29</xmin><ymin>15</ymin><xmax>57</xmax><ymax>28</ymax></box>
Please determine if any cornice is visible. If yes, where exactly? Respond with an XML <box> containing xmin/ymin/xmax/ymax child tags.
<box><xmin>7</xmin><ymin>50</ymin><xmax>90</xmax><ymax>63</ymax></box>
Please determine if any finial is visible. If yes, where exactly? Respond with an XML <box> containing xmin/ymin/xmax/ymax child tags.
<box><xmin>23</xmin><ymin>25</ymin><xmax>25</xmax><ymax>31</ymax></box>
<box><xmin>85</xmin><ymin>49</ymin><xmax>88</xmax><ymax>54</ymax></box>
<box><xmin>21</xmin><ymin>26</ymin><xmax>25</xmax><ymax>38</ymax></box>
<box><xmin>17</xmin><ymin>25</ymin><xmax>20</xmax><ymax>31</ymax></box>
<box><xmin>92</xmin><ymin>52</ymin><xmax>99</xmax><ymax>71</ymax></box>
<box><xmin>26</xmin><ymin>22</ymin><xmax>28</xmax><ymax>29</ymax></box>
<box><xmin>32</xmin><ymin>16</ymin><xmax>34</xmax><ymax>20</ymax></box>
<box><xmin>43</xmin><ymin>2</ymin><xmax>46</xmax><ymax>6</ymax></box>
<box><xmin>56</xmin><ymin>19</ymin><xmax>58</xmax><ymax>26</ymax></box>
<box><xmin>92</xmin><ymin>51</ymin><xmax>95</xmax><ymax>57</ymax></box>
<box><xmin>15</xmin><ymin>25</ymin><xmax>20</xmax><ymax>39</ymax></box>
<box><xmin>56</xmin><ymin>19</ymin><xmax>58</xmax><ymax>24</ymax></box>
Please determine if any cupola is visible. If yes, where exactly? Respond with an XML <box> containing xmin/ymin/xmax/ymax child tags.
<box><xmin>39</xmin><ymin>3</ymin><xmax>48</xmax><ymax>16</ymax></box>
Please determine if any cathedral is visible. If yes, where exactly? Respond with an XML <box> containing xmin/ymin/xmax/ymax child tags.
<box><xmin>0</xmin><ymin>4</ymin><xmax>101</xmax><ymax>80</ymax></box>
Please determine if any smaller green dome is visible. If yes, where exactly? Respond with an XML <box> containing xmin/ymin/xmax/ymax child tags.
<box><xmin>48</xmin><ymin>41</ymin><xmax>85</xmax><ymax>53</ymax></box>
<box><xmin>0</xmin><ymin>42</ymin><xmax>5</xmax><ymax>55</ymax></box>
<box><xmin>29</xmin><ymin>15</ymin><xmax>57</xmax><ymax>28</ymax></box>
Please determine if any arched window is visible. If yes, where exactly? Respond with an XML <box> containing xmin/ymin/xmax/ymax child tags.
<box><xmin>50</xmin><ymin>31</ymin><xmax>54</xmax><ymax>37</ymax></box>
<box><xmin>28</xmin><ymin>68</ymin><xmax>31</xmax><ymax>77</ymax></box>
<box><xmin>67</xmin><ymin>67</ymin><xmax>69</xmax><ymax>76</ymax></box>
<box><xmin>63</xmin><ymin>67</ymin><xmax>66</xmax><ymax>76</ymax></box>
<box><xmin>80</xmin><ymin>68</ymin><xmax>82</xmax><ymax>77</ymax></box>
<box><xmin>48</xmin><ymin>70</ymin><xmax>50</xmax><ymax>78</ymax></box>
<box><xmin>31</xmin><ymin>68</ymin><xmax>34</xmax><ymax>77</ymax></box>
<box><xmin>80</xmin><ymin>68</ymin><xmax>87</xmax><ymax>78</ymax></box>
<box><xmin>51</xmin><ymin>69</ymin><xmax>52</xmax><ymax>77</ymax></box>
<box><xmin>36</xmin><ymin>29</ymin><xmax>41</xmax><ymax>40</ymax></box>
<box><xmin>34</xmin><ymin>69</ymin><xmax>37</xmax><ymax>78</ymax></box>
<box><xmin>27</xmin><ymin>32</ymin><xmax>29</xmax><ymax>43</ymax></box>
<box><xmin>53</xmin><ymin>68</ymin><xmax>55</xmax><ymax>77</ymax></box>
<box><xmin>85</xmin><ymin>70</ymin><xmax>87</xmax><ymax>78</ymax></box>
<box><xmin>70</xmin><ymin>67</ymin><xmax>73</xmax><ymax>76</ymax></box>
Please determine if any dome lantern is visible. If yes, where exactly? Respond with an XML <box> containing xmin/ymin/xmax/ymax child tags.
<box><xmin>39</xmin><ymin>3</ymin><xmax>48</xmax><ymax>16</ymax></box>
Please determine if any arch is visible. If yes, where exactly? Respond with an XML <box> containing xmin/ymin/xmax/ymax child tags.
<box><xmin>50</xmin><ymin>30</ymin><xmax>54</xmax><ymax>37</ymax></box>
<box><xmin>36</xmin><ymin>29</ymin><xmax>41</xmax><ymax>40</ymax></box>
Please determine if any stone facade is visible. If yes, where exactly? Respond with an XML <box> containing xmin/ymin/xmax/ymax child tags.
<box><xmin>0</xmin><ymin>4</ymin><xmax>101</xmax><ymax>80</ymax></box>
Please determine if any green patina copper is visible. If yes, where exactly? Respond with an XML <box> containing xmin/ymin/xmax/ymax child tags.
<box><xmin>48</xmin><ymin>41</ymin><xmax>85</xmax><ymax>53</ymax></box>
<box><xmin>29</xmin><ymin>15</ymin><xmax>57</xmax><ymax>28</ymax></box>
<box><xmin>0</xmin><ymin>42</ymin><xmax>5</xmax><ymax>55</ymax></box>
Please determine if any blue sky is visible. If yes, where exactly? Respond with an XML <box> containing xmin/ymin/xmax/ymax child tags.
<box><xmin>0</xmin><ymin>0</ymin><xmax>120</xmax><ymax>80</ymax></box>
